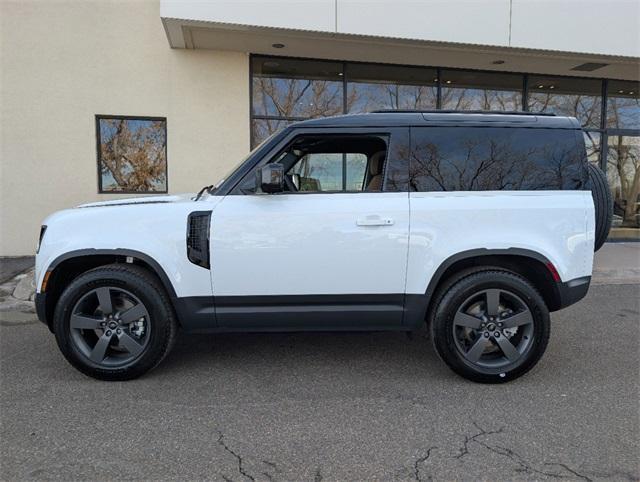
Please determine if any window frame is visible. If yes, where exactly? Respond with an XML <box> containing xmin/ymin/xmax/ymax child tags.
<box><xmin>231</xmin><ymin>127</ymin><xmax>406</xmax><ymax>195</ymax></box>
<box><xmin>95</xmin><ymin>114</ymin><xmax>168</xmax><ymax>195</ymax></box>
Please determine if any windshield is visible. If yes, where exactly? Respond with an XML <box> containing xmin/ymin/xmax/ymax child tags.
<box><xmin>212</xmin><ymin>131</ymin><xmax>280</xmax><ymax>190</ymax></box>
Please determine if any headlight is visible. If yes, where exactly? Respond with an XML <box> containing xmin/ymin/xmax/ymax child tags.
<box><xmin>36</xmin><ymin>225</ymin><xmax>47</xmax><ymax>254</ymax></box>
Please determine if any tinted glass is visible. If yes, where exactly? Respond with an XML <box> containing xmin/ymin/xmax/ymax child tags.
<box><xmin>251</xmin><ymin>119</ymin><xmax>295</xmax><ymax>146</ymax></box>
<box><xmin>607</xmin><ymin>80</ymin><xmax>640</xmax><ymax>130</ymax></box>
<box><xmin>410</xmin><ymin>127</ymin><xmax>584</xmax><ymax>191</ymax></box>
<box><xmin>528</xmin><ymin>76</ymin><xmax>602</xmax><ymax>129</ymax></box>
<box><xmin>584</xmin><ymin>131</ymin><xmax>601</xmax><ymax>165</ymax></box>
<box><xmin>440</xmin><ymin>70</ymin><xmax>523</xmax><ymax>111</ymax></box>
<box><xmin>607</xmin><ymin>135</ymin><xmax>640</xmax><ymax>230</ymax></box>
<box><xmin>251</xmin><ymin>57</ymin><xmax>344</xmax><ymax>118</ymax></box>
<box><xmin>346</xmin><ymin>63</ymin><xmax>437</xmax><ymax>113</ymax></box>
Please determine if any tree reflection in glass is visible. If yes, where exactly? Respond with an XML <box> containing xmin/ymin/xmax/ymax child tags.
<box><xmin>347</xmin><ymin>63</ymin><xmax>437</xmax><ymax>113</ymax></box>
<box><xmin>440</xmin><ymin>70</ymin><xmax>523</xmax><ymax>111</ymax></box>
<box><xmin>528</xmin><ymin>76</ymin><xmax>602</xmax><ymax>129</ymax></box>
<box><xmin>608</xmin><ymin>136</ymin><xmax>640</xmax><ymax>228</ymax></box>
<box><xmin>409</xmin><ymin>127</ymin><xmax>583</xmax><ymax>192</ymax></box>
<box><xmin>606</xmin><ymin>81</ymin><xmax>640</xmax><ymax>130</ymax></box>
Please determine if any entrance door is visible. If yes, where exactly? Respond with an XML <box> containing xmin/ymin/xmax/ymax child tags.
<box><xmin>210</xmin><ymin>129</ymin><xmax>410</xmax><ymax>330</ymax></box>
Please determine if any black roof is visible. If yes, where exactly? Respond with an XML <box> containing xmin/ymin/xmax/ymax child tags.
<box><xmin>294</xmin><ymin>111</ymin><xmax>580</xmax><ymax>129</ymax></box>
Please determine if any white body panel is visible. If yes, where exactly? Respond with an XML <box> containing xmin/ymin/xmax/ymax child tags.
<box><xmin>35</xmin><ymin>195</ymin><xmax>223</xmax><ymax>298</ymax></box>
<box><xmin>406</xmin><ymin>191</ymin><xmax>594</xmax><ymax>294</ymax></box>
<box><xmin>36</xmin><ymin>190</ymin><xmax>594</xmax><ymax>302</ymax></box>
<box><xmin>210</xmin><ymin>192</ymin><xmax>410</xmax><ymax>296</ymax></box>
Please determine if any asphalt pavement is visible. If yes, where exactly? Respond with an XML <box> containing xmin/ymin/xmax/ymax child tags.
<box><xmin>1</xmin><ymin>283</ymin><xmax>639</xmax><ymax>481</ymax></box>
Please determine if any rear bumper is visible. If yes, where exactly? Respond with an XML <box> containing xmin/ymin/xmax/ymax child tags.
<box><xmin>556</xmin><ymin>276</ymin><xmax>591</xmax><ymax>310</ymax></box>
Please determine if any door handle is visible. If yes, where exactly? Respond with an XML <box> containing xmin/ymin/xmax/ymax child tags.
<box><xmin>356</xmin><ymin>216</ymin><xmax>394</xmax><ymax>226</ymax></box>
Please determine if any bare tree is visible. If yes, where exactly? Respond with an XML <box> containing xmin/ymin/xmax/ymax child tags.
<box><xmin>99</xmin><ymin>119</ymin><xmax>166</xmax><ymax>192</ymax></box>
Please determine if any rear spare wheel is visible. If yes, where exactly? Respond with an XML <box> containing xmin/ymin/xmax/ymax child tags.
<box><xmin>587</xmin><ymin>163</ymin><xmax>613</xmax><ymax>252</ymax></box>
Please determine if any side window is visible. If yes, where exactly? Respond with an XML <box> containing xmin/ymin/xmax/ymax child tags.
<box><xmin>290</xmin><ymin>153</ymin><xmax>368</xmax><ymax>192</ymax></box>
<box><xmin>409</xmin><ymin>127</ymin><xmax>584</xmax><ymax>191</ymax></box>
<box><xmin>273</xmin><ymin>134</ymin><xmax>389</xmax><ymax>193</ymax></box>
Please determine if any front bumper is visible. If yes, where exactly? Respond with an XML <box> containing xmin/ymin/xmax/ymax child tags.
<box><xmin>556</xmin><ymin>276</ymin><xmax>591</xmax><ymax>310</ymax></box>
<box><xmin>35</xmin><ymin>292</ymin><xmax>50</xmax><ymax>329</ymax></box>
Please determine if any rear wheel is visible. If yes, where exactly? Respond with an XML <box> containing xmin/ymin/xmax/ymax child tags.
<box><xmin>53</xmin><ymin>264</ymin><xmax>177</xmax><ymax>381</ymax></box>
<box><xmin>430</xmin><ymin>270</ymin><xmax>550</xmax><ymax>383</ymax></box>
<box><xmin>588</xmin><ymin>163</ymin><xmax>613</xmax><ymax>252</ymax></box>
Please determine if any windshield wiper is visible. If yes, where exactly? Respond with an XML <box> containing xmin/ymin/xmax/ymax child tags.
<box><xmin>194</xmin><ymin>184</ymin><xmax>214</xmax><ymax>201</ymax></box>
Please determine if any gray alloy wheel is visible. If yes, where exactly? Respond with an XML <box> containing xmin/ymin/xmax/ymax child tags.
<box><xmin>69</xmin><ymin>286</ymin><xmax>151</xmax><ymax>367</ymax></box>
<box><xmin>452</xmin><ymin>288</ymin><xmax>534</xmax><ymax>371</ymax></box>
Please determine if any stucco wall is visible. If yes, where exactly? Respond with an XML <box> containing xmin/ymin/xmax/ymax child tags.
<box><xmin>0</xmin><ymin>0</ymin><xmax>249</xmax><ymax>256</ymax></box>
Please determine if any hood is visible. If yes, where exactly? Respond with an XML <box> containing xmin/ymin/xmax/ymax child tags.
<box><xmin>77</xmin><ymin>193</ymin><xmax>196</xmax><ymax>208</ymax></box>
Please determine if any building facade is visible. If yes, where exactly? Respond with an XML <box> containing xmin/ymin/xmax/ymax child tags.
<box><xmin>1</xmin><ymin>0</ymin><xmax>639</xmax><ymax>256</ymax></box>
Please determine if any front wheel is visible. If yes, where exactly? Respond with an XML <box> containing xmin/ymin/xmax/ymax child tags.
<box><xmin>430</xmin><ymin>270</ymin><xmax>550</xmax><ymax>383</ymax></box>
<box><xmin>53</xmin><ymin>264</ymin><xmax>177</xmax><ymax>381</ymax></box>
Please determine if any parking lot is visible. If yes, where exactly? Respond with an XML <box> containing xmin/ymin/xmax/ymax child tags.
<box><xmin>1</xmin><ymin>283</ymin><xmax>639</xmax><ymax>481</ymax></box>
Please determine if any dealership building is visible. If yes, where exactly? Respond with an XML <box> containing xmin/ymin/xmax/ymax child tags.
<box><xmin>1</xmin><ymin>0</ymin><xmax>639</xmax><ymax>256</ymax></box>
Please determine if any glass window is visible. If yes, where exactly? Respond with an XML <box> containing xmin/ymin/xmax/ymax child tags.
<box><xmin>245</xmin><ymin>134</ymin><xmax>392</xmax><ymax>194</ymax></box>
<box><xmin>251</xmin><ymin>57</ymin><xmax>344</xmax><ymax>118</ymax></box>
<box><xmin>346</xmin><ymin>154</ymin><xmax>368</xmax><ymax>190</ymax></box>
<box><xmin>528</xmin><ymin>76</ymin><xmax>602</xmax><ymax>129</ymax></box>
<box><xmin>606</xmin><ymin>80</ymin><xmax>640</xmax><ymax>130</ymax></box>
<box><xmin>440</xmin><ymin>70</ymin><xmax>523</xmax><ymax>111</ymax></box>
<box><xmin>607</xmin><ymin>135</ymin><xmax>640</xmax><ymax>230</ymax></box>
<box><xmin>289</xmin><ymin>153</ymin><xmax>368</xmax><ymax>191</ymax></box>
<box><xmin>291</xmin><ymin>154</ymin><xmax>345</xmax><ymax>191</ymax></box>
<box><xmin>346</xmin><ymin>63</ymin><xmax>437</xmax><ymax>113</ymax></box>
<box><xmin>409</xmin><ymin>127</ymin><xmax>584</xmax><ymax>192</ymax></box>
<box><xmin>96</xmin><ymin>116</ymin><xmax>167</xmax><ymax>193</ymax></box>
<box><xmin>583</xmin><ymin>131</ymin><xmax>601</xmax><ymax>165</ymax></box>
<box><xmin>285</xmin><ymin>135</ymin><xmax>387</xmax><ymax>192</ymax></box>
<box><xmin>251</xmin><ymin>119</ymin><xmax>294</xmax><ymax>146</ymax></box>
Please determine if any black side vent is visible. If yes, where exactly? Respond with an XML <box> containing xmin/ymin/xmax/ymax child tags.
<box><xmin>187</xmin><ymin>211</ymin><xmax>212</xmax><ymax>269</ymax></box>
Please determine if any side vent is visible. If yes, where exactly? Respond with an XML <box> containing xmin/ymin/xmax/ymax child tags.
<box><xmin>187</xmin><ymin>211</ymin><xmax>212</xmax><ymax>269</ymax></box>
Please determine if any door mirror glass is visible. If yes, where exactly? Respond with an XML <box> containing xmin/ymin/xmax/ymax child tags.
<box><xmin>257</xmin><ymin>163</ymin><xmax>284</xmax><ymax>193</ymax></box>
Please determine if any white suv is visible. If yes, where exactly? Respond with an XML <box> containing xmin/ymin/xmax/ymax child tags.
<box><xmin>34</xmin><ymin>111</ymin><xmax>612</xmax><ymax>383</ymax></box>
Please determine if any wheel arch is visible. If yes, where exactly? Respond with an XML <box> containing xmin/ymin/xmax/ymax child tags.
<box><xmin>40</xmin><ymin>249</ymin><xmax>177</xmax><ymax>331</ymax></box>
<box><xmin>405</xmin><ymin>248</ymin><xmax>562</xmax><ymax>329</ymax></box>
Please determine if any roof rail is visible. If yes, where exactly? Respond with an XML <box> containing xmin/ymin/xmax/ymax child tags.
<box><xmin>370</xmin><ymin>109</ymin><xmax>556</xmax><ymax>116</ymax></box>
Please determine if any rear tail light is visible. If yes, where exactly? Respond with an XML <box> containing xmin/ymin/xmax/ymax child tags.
<box><xmin>545</xmin><ymin>262</ymin><xmax>561</xmax><ymax>282</ymax></box>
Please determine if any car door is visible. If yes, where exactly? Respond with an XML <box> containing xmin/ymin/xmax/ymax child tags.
<box><xmin>210</xmin><ymin>127</ymin><xmax>411</xmax><ymax>330</ymax></box>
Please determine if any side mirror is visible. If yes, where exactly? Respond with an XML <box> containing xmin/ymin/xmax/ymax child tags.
<box><xmin>256</xmin><ymin>163</ymin><xmax>284</xmax><ymax>193</ymax></box>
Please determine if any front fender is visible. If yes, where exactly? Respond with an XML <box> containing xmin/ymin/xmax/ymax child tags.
<box><xmin>35</xmin><ymin>201</ymin><xmax>218</xmax><ymax>298</ymax></box>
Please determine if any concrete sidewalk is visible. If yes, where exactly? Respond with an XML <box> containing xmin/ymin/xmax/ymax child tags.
<box><xmin>0</xmin><ymin>256</ymin><xmax>34</xmax><ymax>284</ymax></box>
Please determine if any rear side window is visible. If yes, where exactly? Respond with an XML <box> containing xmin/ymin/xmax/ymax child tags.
<box><xmin>409</xmin><ymin>127</ymin><xmax>585</xmax><ymax>191</ymax></box>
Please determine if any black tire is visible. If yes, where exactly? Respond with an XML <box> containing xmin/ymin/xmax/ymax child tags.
<box><xmin>53</xmin><ymin>264</ymin><xmax>178</xmax><ymax>381</ymax></box>
<box><xmin>587</xmin><ymin>163</ymin><xmax>613</xmax><ymax>252</ymax></box>
<box><xmin>430</xmin><ymin>269</ymin><xmax>550</xmax><ymax>383</ymax></box>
